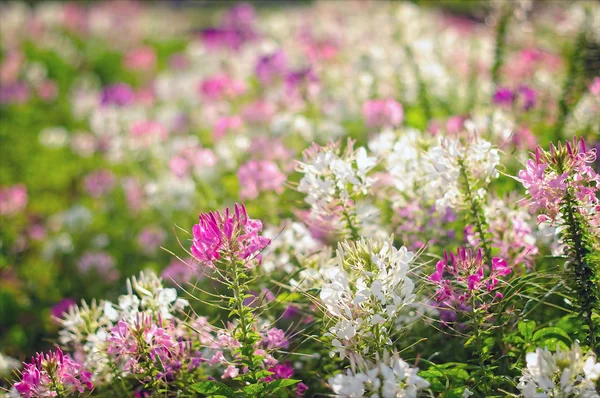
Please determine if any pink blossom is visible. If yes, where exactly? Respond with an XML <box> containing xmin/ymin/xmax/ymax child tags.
<box><xmin>161</xmin><ymin>258</ymin><xmax>198</xmax><ymax>284</ymax></box>
<box><xmin>123</xmin><ymin>46</ymin><xmax>156</xmax><ymax>71</ymax></box>
<box><xmin>590</xmin><ymin>77</ymin><xmax>600</xmax><ymax>98</ymax></box>
<box><xmin>51</xmin><ymin>298</ymin><xmax>76</xmax><ymax>319</ymax></box>
<box><xmin>136</xmin><ymin>226</ymin><xmax>167</xmax><ymax>254</ymax></box>
<box><xmin>222</xmin><ymin>365</ymin><xmax>239</xmax><ymax>379</ymax></box>
<box><xmin>362</xmin><ymin>99</ymin><xmax>404</xmax><ymax>128</ymax></box>
<box><xmin>169</xmin><ymin>147</ymin><xmax>217</xmax><ymax>178</ymax></box>
<box><xmin>37</xmin><ymin>80</ymin><xmax>58</xmax><ymax>102</ymax></box>
<box><xmin>429</xmin><ymin>247</ymin><xmax>511</xmax><ymax>307</ymax></box>
<box><xmin>264</xmin><ymin>328</ymin><xmax>289</xmax><ymax>349</ymax></box>
<box><xmin>169</xmin><ymin>156</ymin><xmax>191</xmax><ymax>178</ymax></box>
<box><xmin>77</xmin><ymin>251</ymin><xmax>119</xmax><ymax>281</ymax></box>
<box><xmin>213</xmin><ymin>116</ymin><xmax>243</xmax><ymax>140</ymax></box>
<box><xmin>518</xmin><ymin>137</ymin><xmax>599</xmax><ymax>224</ymax></box>
<box><xmin>0</xmin><ymin>184</ymin><xmax>27</xmax><ymax>216</ymax></box>
<box><xmin>255</xmin><ymin>50</ymin><xmax>288</xmax><ymax>85</ymax></box>
<box><xmin>242</xmin><ymin>100</ymin><xmax>276</xmax><ymax>124</ymax></box>
<box><xmin>191</xmin><ymin>203</ymin><xmax>270</xmax><ymax>268</ymax></box>
<box><xmin>14</xmin><ymin>348</ymin><xmax>92</xmax><ymax>398</ymax></box>
<box><xmin>83</xmin><ymin>170</ymin><xmax>115</xmax><ymax>198</ymax></box>
<box><xmin>237</xmin><ymin>160</ymin><xmax>287</xmax><ymax>200</ymax></box>
<box><xmin>122</xmin><ymin>177</ymin><xmax>145</xmax><ymax>212</ymax></box>
<box><xmin>199</xmin><ymin>74</ymin><xmax>246</xmax><ymax>101</ymax></box>
<box><xmin>107</xmin><ymin>316</ymin><xmax>178</xmax><ymax>375</ymax></box>
<box><xmin>130</xmin><ymin>120</ymin><xmax>168</xmax><ymax>147</ymax></box>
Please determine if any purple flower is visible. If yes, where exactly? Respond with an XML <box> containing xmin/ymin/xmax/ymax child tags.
<box><xmin>77</xmin><ymin>251</ymin><xmax>119</xmax><ymax>281</ymax></box>
<box><xmin>191</xmin><ymin>203</ymin><xmax>270</xmax><ymax>268</ymax></box>
<box><xmin>493</xmin><ymin>87</ymin><xmax>515</xmax><ymax>106</ymax></box>
<box><xmin>518</xmin><ymin>137</ymin><xmax>599</xmax><ymax>224</ymax></box>
<box><xmin>429</xmin><ymin>247</ymin><xmax>511</xmax><ymax>307</ymax></box>
<box><xmin>137</xmin><ymin>226</ymin><xmax>167</xmax><ymax>255</ymax></box>
<box><xmin>264</xmin><ymin>328</ymin><xmax>289</xmax><ymax>349</ymax></box>
<box><xmin>237</xmin><ymin>160</ymin><xmax>287</xmax><ymax>200</ymax></box>
<box><xmin>51</xmin><ymin>298</ymin><xmax>76</xmax><ymax>319</ymax></box>
<box><xmin>100</xmin><ymin>83</ymin><xmax>135</xmax><ymax>106</ymax></box>
<box><xmin>256</xmin><ymin>51</ymin><xmax>288</xmax><ymax>85</ymax></box>
<box><xmin>518</xmin><ymin>85</ymin><xmax>536</xmax><ymax>110</ymax></box>
<box><xmin>83</xmin><ymin>169</ymin><xmax>115</xmax><ymax>198</ymax></box>
<box><xmin>14</xmin><ymin>348</ymin><xmax>92</xmax><ymax>398</ymax></box>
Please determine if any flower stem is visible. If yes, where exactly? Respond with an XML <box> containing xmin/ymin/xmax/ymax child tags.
<box><xmin>560</xmin><ymin>188</ymin><xmax>599</xmax><ymax>352</ymax></box>
<box><xmin>458</xmin><ymin>158</ymin><xmax>492</xmax><ymax>265</ymax></box>
<box><xmin>405</xmin><ymin>45</ymin><xmax>432</xmax><ymax>122</ymax></box>
<box><xmin>342</xmin><ymin>207</ymin><xmax>360</xmax><ymax>241</ymax></box>
<box><xmin>470</xmin><ymin>297</ymin><xmax>491</xmax><ymax>396</ymax></box>
<box><xmin>491</xmin><ymin>5</ymin><xmax>510</xmax><ymax>89</ymax></box>
<box><xmin>230</xmin><ymin>258</ymin><xmax>257</xmax><ymax>382</ymax></box>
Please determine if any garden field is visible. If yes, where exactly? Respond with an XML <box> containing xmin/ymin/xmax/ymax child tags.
<box><xmin>0</xmin><ymin>1</ymin><xmax>599</xmax><ymax>397</ymax></box>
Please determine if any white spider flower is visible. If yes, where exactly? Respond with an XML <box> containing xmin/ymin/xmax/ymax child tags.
<box><xmin>517</xmin><ymin>343</ymin><xmax>600</xmax><ymax>398</ymax></box>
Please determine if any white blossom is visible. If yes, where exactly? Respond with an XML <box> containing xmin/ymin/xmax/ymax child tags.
<box><xmin>320</xmin><ymin>236</ymin><xmax>416</xmax><ymax>360</ymax></box>
<box><xmin>517</xmin><ymin>343</ymin><xmax>600</xmax><ymax>398</ymax></box>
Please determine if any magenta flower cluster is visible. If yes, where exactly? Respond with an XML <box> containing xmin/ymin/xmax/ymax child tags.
<box><xmin>429</xmin><ymin>247</ymin><xmax>511</xmax><ymax>306</ymax></box>
<box><xmin>518</xmin><ymin>137</ymin><xmax>599</xmax><ymax>224</ymax></box>
<box><xmin>107</xmin><ymin>315</ymin><xmax>188</xmax><ymax>377</ymax></box>
<box><xmin>362</xmin><ymin>99</ymin><xmax>404</xmax><ymax>129</ymax></box>
<box><xmin>191</xmin><ymin>203</ymin><xmax>270</xmax><ymax>268</ymax></box>
<box><xmin>14</xmin><ymin>348</ymin><xmax>92</xmax><ymax>398</ymax></box>
<box><xmin>237</xmin><ymin>160</ymin><xmax>287</xmax><ymax>200</ymax></box>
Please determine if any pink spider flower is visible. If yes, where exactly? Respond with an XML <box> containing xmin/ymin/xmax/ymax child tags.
<box><xmin>191</xmin><ymin>203</ymin><xmax>270</xmax><ymax>268</ymax></box>
<box><xmin>237</xmin><ymin>160</ymin><xmax>287</xmax><ymax>200</ymax></box>
<box><xmin>14</xmin><ymin>347</ymin><xmax>92</xmax><ymax>398</ymax></box>
<box><xmin>518</xmin><ymin>137</ymin><xmax>599</xmax><ymax>224</ymax></box>
<box><xmin>199</xmin><ymin>73</ymin><xmax>246</xmax><ymax>101</ymax></box>
<box><xmin>362</xmin><ymin>99</ymin><xmax>404</xmax><ymax>129</ymax></box>
<box><xmin>213</xmin><ymin>116</ymin><xmax>243</xmax><ymax>140</ymax></box>
<box><xmin>429</xmin><ymin>247</ymin><xmax>511</xmax><ymax>306</ymax></box>
<box><xmin>263</xmin><ymin>328</ymin><xmax>289</xmax><ymax>350</ymax></box>
<box><xmin>0</xmin><ymin>184</ymin><xmax>27</xmax><ymax>216</ymax></box>
<box><xmin>83</xmin><ymin>169</ymin><xmax>115</xmax><ymax>198</ymax></box>
<box><xmin>107</xmin><ymin>315</ymin><xmax>177</xmax><ymax>375</ymax></box>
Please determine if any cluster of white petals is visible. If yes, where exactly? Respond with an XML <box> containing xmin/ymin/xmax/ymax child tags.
<box><xmin>320</xmin><ymin>237</ymin><xmax>415</xmax><ymax>360</ymax></box>
<box><xmin>517</xmin><ymin>343</ymin><xmax>600</xmax><ymax>398</ymax></box>
<box><xmin>423</xmin><ymin>135</ymin><xmax>499</xmax><ymax>210</ymax></box>
<box><xmin>296</xmin><ymin>140</ymin><xmax>377</xmax><ymax>236</ymax></box>
<box><xmin>328</xmin><ymin>352</ymin><xmax>429</xmax><ymax>398</ymax></box>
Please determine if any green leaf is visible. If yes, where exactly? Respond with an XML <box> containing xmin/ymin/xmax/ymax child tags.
<box><xmin>518</xmin><ymin>320</ymin><xmax>536</xmax><ymax>342</ymax></box>
<box><xmin>190</xmin><ymin>381</ymin><xmax>238</xmax><ymax>398</ymax></box>
<box><xmin>532</xmin><ymin>327</ymin><xmax>572</xmax><ymax>350</ymax></box>
<box><xmin>268</xmin><ymin>379</ymin><xmax>301</xmax><ymax>393</ymax></box>
<box><xmin>243</xmin><ymin>383</ymin><xmax>265</xmax><ymax>395</ymax></box>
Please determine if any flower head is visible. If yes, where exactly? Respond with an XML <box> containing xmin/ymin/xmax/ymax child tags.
<box><xmin>191</xmin><ymin>203</ymin><xmax>270</xmax><ymax>268</ymax></box>
<box><xmin>429</xmin><ymin>247</ymin><xmax>510</xmax><ymax>309</ymax></box>
<box><xmin>518</xmin><ymin>137</ymin><xmax>599</xmax><ymax>224</ymax></box>
<box><xmin>14</xmin><ymin>348</ymin><xmax>92</xmax><ymax>398</ymax></box>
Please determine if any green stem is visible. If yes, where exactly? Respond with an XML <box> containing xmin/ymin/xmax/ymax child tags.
<box><xmin>470</xmin><ymin>297</ymin><xmax>491</xmax><ymax>396</ymax></box>
<box><xmin>561</xmin><ymin>189</ymin><xmax>598</xmax><ymax>352</ymax></box>
<box><xmin>491</xmin><ymin>5</ymin><xmax>510</xmax><ymax>89</ymax></box>
<box><xmin>458</xmin><ymin>159</ymin><xmax>492</xmax><ymax>265</ymax></box>
<box><xmin>49</xmin><ymin>373</ymin><xmax>63</xmax><ymax>398</ymax></box>
<box><xmin>230</xmin><ymin>258</ymin><xmax>257</xmax><ymax>382</ymax></box>
<box><xmin>405</xmin><ymin>45</ymin><xmax>432</xmax><ymax>122</ymax></box>
<box><xmin>342</xmin><ymin>207</ymin><xmax>360</xmax><ymax>241</ymax></box>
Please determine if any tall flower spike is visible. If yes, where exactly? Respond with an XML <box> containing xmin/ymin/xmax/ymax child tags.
<box><xmin>191</xmin><ymin>203</ymin><xmax>270</xmax><ymax>268</ymax></box>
